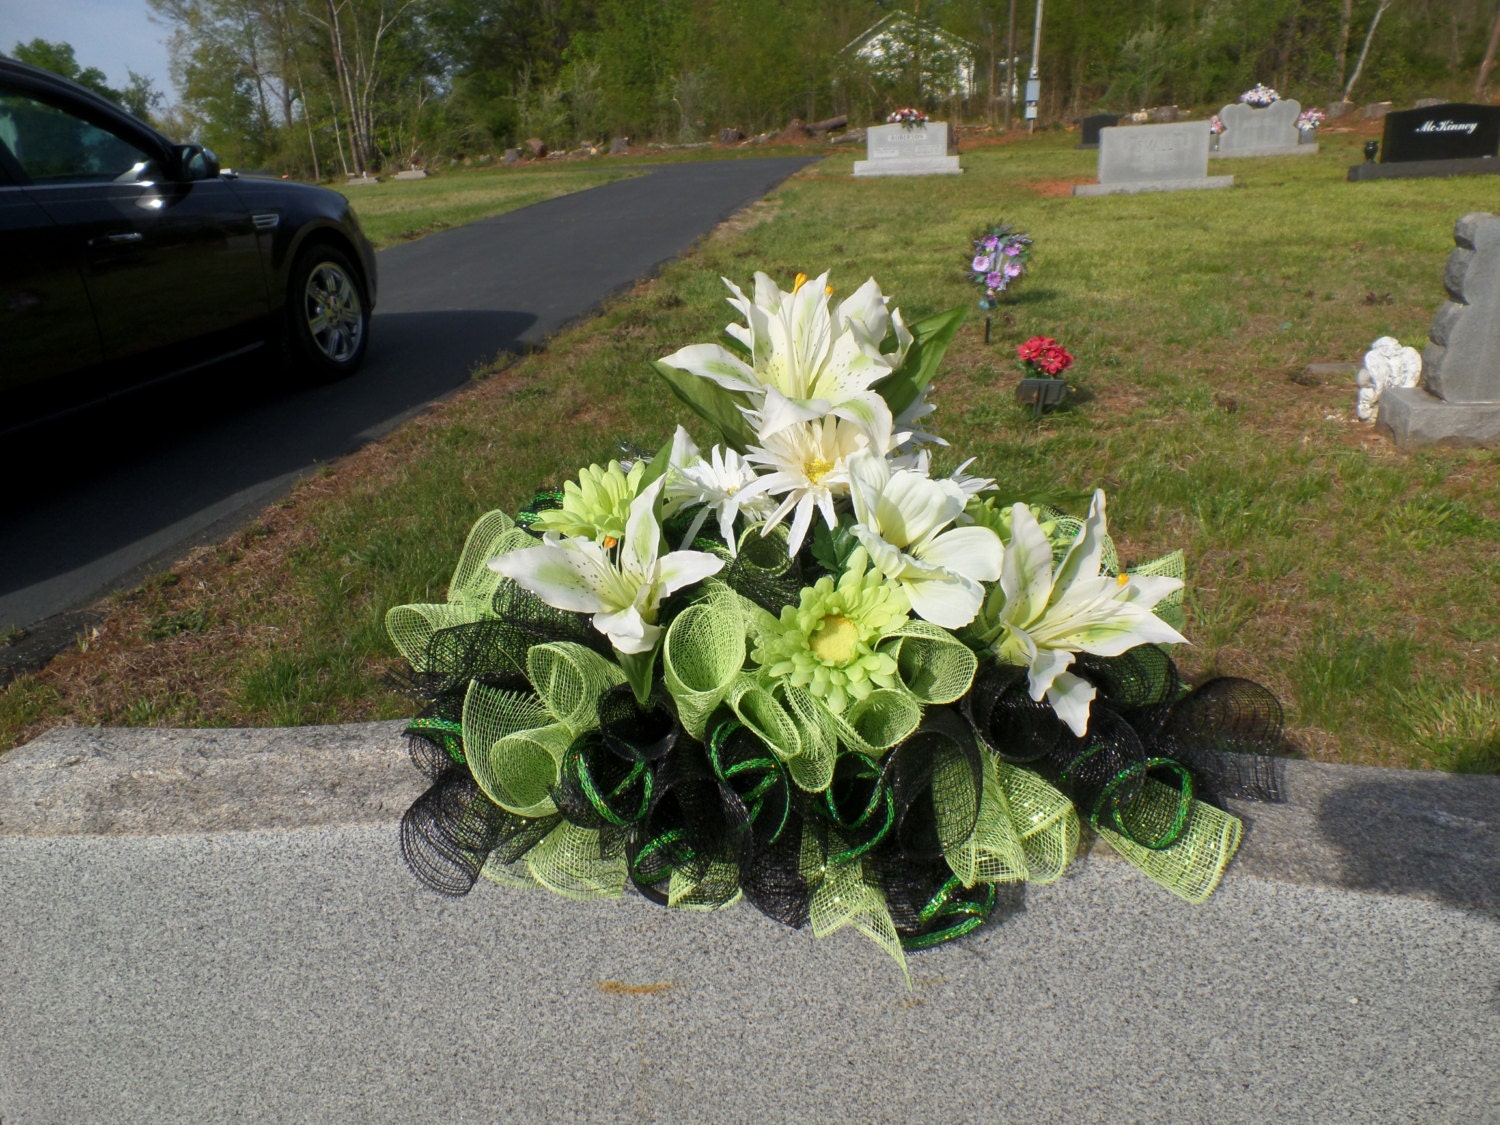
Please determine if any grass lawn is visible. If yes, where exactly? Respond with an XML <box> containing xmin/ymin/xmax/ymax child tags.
<box><xmin>2</xmin><ymin>127</ymin><xmax>1495</xmax><ymax>773</ymax></box>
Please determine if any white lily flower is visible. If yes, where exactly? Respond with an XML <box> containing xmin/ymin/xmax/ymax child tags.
<box><xmin>660</xmin><ymin>426</ymin><xmax>774</xmax><ymax>552</ymax></box>
<box><xmin>845</xmin><ymin>449</ymin><xmax>1002</xmax><ymax>629</ymax></box>
<box><xmin>488</xmin><ymin>476</ymin><xmax>724</xmax><ymax>655</ymax></box>
<box><xmin>656</xmin><ymin>271</ymin><xmax>911</xmax><ymax>443</ymax></box>
<box><xmin>982</xmin><ymin>490</ymin><xmax>1186</xmax><ymax>735</ymax></box>
<box><xmin>891</xmin><ymin>449</ymin><xmax>995</xmax><ymax>501</ymax></box>
<box><xmin>737</xmin><ymin>411</ymin><xmax>885</xmax><ymax>557</ymax></box>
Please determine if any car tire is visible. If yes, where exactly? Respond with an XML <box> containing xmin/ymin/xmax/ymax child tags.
<box><xmin>283</xmin><ymin>244</ymin><xmax>369</xmax><ymax>382</ymax></box>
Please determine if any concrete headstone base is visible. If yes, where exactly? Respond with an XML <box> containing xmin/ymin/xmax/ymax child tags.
<box><xmin>1073</xmin><ymin>175</ymin><xmax>1234</xmax><ymax>196</ymax></box>
<box><xmin>852</xmin><ymin>156</ymin><xmax>962</xmax><ymax>176</ymax></box>
<box><xmin>1212</xmin><ymin>143</ymin><xmax>1318</xmax><ymax>158</ymax></box>
<box><xmin>1348</xmin><ymin>156</ymin><xmax>1500</xmax><ymax>181</ymax></box>
<box><xmin>1376</xmin><ymin>386</ymin><xmax>1500</xmax><ymax>449</ymax></box>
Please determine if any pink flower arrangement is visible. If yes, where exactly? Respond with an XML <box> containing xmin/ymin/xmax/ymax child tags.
<box><xmin>1017</xmin><ymin>336</ymin><xmax>1074</xmax><ymax>377</ymax></box>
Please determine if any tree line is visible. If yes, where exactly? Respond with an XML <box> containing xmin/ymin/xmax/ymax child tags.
<box><xmin>13</xmin><ymin>1</ymin><xmax>1500</xmax><ymax>178</ymax></box>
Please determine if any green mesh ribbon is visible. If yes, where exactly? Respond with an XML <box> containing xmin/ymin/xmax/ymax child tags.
<box><xmin>805</xmin><ymin>825</ymin><xmax>907</xmax><ymax>982</ymax></box>
<box><xmin>944</xmin><ymin>753</ymin><xmax>1030</xmax><ymax>887</ymax></box>
<box><xmin>386</xmin><ymin>511</ymin><xmax>529</xmax><ymax>672</ymax></box>
<box><xmin>1128</xmin><ymin>549</ymin><xmax>1186</xmax><ymax>633</ymax></box>
<box><xmin>1098</xmin><ymin>781</ymin><xmax>1243</xmax><ymax>903</ymax></box>
<box><xmin>527</xmin><ymin>642</ymin><xmax>624</xmax><ymax>736</ymax></box>
<box><xmin>994</xmin><ymin>761</ymin><xmax>1080</xmax><ymax>884</ymax></box>
<box><xmin>828</xmin><ymin>687</ymin><xmax>923</xmax><ymax>757</ymax></box>
<box><xmin>662</xmin><ymin>582</ymin><xmax>746</xmax><ymax>740</ymax></box>
<box><xmin>724</xmin><ymin>675</ymin><xmax>841</xmax><ymax>794</ymax></box>
<box><xmin>525</xmin><ymin>820</ymin><xmax>628</xmax><ymax>900</ymax></box>
<box><xmin>462</xmin><ymin>681</ymin><xmax>570</xmax><ymax>817</ymax></box>
<box><xmin>881</xmin><ymin>620</ymin><xmax>978</xmax><ymax>705</ymax></box>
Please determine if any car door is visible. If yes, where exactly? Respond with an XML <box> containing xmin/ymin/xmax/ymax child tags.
<box><xmin>0</xmin><ymin>125</ymin><xmax>103</xmax><ymax>398</ymax></box>
<box><xmin>0</xmin><ymin>84</ymin><xmax>268</xmax><ymax>377</ymax></box>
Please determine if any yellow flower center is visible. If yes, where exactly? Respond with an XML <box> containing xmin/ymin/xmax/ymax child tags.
<box><xmin>809</xmin><ymin>614</ymin><xmax>860</xmax><ymax>665</ymax></box>
<box><xmin>804</xmin><ymin>457</ymin><xmax>834</xmax><ymax>484</ymax></box>
<box><xmin>792</xmin><ymin>272</ymin><xmax>809</xmax><ymax>293</ymax></box>
<box><xmin>1116</xmin><ymin>573</ymin><xmax>1130</xmax><ymax>587</ymax></box>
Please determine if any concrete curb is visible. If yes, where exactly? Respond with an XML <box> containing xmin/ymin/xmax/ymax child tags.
<box><xmin>2</xmin><ymin>722</ymin><xmax>1494</xmax><ymax>916</ymax></box>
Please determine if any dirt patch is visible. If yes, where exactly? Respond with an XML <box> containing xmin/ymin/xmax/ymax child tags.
<box><xmin>1023</xmin><ymin>179</ymin><xmax>1093</xmax><ymax>197</ymax></box>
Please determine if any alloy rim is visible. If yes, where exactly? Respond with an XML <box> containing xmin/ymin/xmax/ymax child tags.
<box><xmin>304</xmin><ymin>261</ymin><xmax>363</xmax><ymax>363</ymax></box>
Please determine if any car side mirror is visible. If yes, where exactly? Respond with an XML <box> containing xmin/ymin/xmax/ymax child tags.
<box><xmin>169</xmin><ymin>143</ymin><xmax>221</xmax><ymax>182</ymax></box>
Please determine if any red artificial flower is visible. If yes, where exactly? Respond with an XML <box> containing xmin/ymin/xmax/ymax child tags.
<box><xmin>1017</xmin><ymin>335</ymin><xmax>1073</xmax><ymax>376</ymax></box>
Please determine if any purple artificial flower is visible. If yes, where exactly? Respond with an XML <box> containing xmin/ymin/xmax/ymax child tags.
<box><xmin>1003</xmin><ymin>243</ymin><xmax>1023</xmax><ymax>257</ymax></box>
<box><xmin>1004</xmin><ymin>260</ymin><xmax>1022</xmax><ymax>279</ymax></box>
<box><xmin>982</xmin><ymin>235</ymin><xmax>1000</xmax><ymax>250</ymax></box>
<box><xmin>986</xmin><ymin>271</ymin><xmax>1005</xmax><ymax>289</ymax></box>
<box><xmin>972</xmin><ymin>255</ymin><xmax>993</xmax><ymax>273</ymax></box>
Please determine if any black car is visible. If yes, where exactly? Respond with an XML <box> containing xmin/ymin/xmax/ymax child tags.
<box><xmin>0</xmin><ymin>56</ymin><xmax>376</xmax><ymax>432</ymax></box>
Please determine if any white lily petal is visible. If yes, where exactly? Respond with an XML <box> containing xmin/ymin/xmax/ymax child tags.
<box><xmin>658</xmin><ymin>342</ymin><xmax>760</xmax><ymax>395</ymax></box>
<box><xmin>904</xmin><ymin>572</ymin><xmax>985</xmax><ymax>629</ymax></box>
<box><xmin>488</xmin><ymin>541</ymin><xmax>614</xmax><ymax>614</ymax></box>
<box><xmin>915</xmin><ymin>525</ymin><xmax>1003</xmax><ymax>583</ymax></box>
<box><xmin>655</xmin><ymin>549</ymin><xmax>726</xmax><ymax>598</ymax></box>
<box><xmin>1045</xmin><ymin>672</ymin><xmax>1097</xmax><ymax>737</ymax></box>
<box><xmin>1000</xmin><ymin>504</ymin><xmax>1056</xmax><ymax>626</ymax></box>
<box><xmin>594</xmin><ymin>606</ymin><xmax>659</xmax><ymax>654</ymax></box>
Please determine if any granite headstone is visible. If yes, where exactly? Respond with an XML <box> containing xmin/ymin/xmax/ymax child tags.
<box><xmin>1379</xmin><ymin>103</ymin><xmax>1500</xmax><ymax>163</ymax></box>
<box><xmin>852</xmin><ymin>122</ymin><xmax>961</xmax><ymax>177</ymax></box>
<box><xmin>1073</xmin><ymin>121</ymin><xmax>1233</xmax><ymax>196</ymax></box>
<box><xmin>1378</xmin><ymin>212</ymin><xmax>1500</xmax><ymax>449</ymax></box>
<box><xmin>1076</xmin><ymin>113</ymin><xmax>1120</xmax><ymax>149</ymax></box>
<box><xmin>1215</xmin><ymin>99</ymin><xmax>1316</xmax><ymax>157</ymax></box>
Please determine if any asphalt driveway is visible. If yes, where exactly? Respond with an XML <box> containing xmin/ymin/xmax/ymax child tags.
<box><xmin>0</xmin><ymin>155</ymin><xmax>817</xmax><ymax>666</ymax></box>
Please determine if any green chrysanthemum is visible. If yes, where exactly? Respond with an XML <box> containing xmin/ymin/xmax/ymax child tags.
<box><xmin>751</xmin><ymin>548</ymin><xmax>910</xmax><ymax>714</ymax></box>
<box><xmin>531</xmin><ymin>460</ymin><xmax>646</xmax><ymax>544</ymax></box>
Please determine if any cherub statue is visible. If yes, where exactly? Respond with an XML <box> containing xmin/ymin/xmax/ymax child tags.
<box><xmin>1355</xmin><ymin>336</ymin><xmax>1422</xmax><ymax>422</ymax></box>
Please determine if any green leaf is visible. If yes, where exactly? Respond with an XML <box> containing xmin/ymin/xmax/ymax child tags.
<box><xmin>652</xmin><ymin>359</ymin><xmax>757</xmax><ymax>452</ymax></box>
<box><xmin>635</xmin><ymin>434</ymin><xmax>676</xmax><ymax>492</ymax></box>
<box><xmin>810</xmin><ymin>513</ymin><xmax>860</xmax><ymax>574</ymax></box>
<box><xmin>879</xmin><ymin>306</ymin><xmax>966</xmax><ymax>418</ymax></box>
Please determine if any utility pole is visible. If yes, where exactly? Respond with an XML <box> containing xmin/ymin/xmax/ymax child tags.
<box><xmin>1004</xmin><ymin>0</ymin><xmax>1017</xmax><ymax>131</ymax></box>
<box><xmin>1026</xmin><ymin>0</ymin><xmax>1043</xmax><ymax>133</ymax></box>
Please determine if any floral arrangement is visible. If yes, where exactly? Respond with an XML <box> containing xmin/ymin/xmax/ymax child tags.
<box><xmin>1209</xmin><ymin>114</ymin><xmax>1226</xmax><ymax>136</ymax></box>
<box><xmin>1238</xmin><ymin>84</ymin><xmax>1280</xmax><ymax>107</ymax></box>
<box><xmin>1296</xmin><ymin>108</ymin><xmax>1326</xmax><ymax>132</ymax></box>
<box><xmin>387</xmin><ymin>270</ymin><xmax>1284</xmax><ymax>976</ymax></box>
<box><xmin>969</xmin><ymin>223</ymin><xmax>1032</xmax><ymax>310</ymax></box>
<box><xmin>1017</xmin><ymin>335</ymin><xmax>1073</xmax><ymax>378</ymax></box>
<box><xmin>886</xmin><ymin>107</ymin><xmax>928</xmax><ymax>128</ymax></box>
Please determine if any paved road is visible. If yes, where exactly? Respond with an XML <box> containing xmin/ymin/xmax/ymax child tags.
<box><xmin>0</xmin><ymin>156</ymin><xmax>816</xmax><ymax>657</ymax></box>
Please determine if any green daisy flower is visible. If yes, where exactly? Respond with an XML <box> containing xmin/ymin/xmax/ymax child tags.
<box><xmin>531</xmin><ymin>460</ymin><xmax>647</xmax><ymax>544</ymax></box>
<box><xmin>751</xmin><ymin>548</ymin><xmax>910</xmax><ymax>714</ymax></box>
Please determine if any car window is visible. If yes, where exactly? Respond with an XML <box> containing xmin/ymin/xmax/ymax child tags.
<box><xmin>0</xmin><ymin>91</ymin><xmax>158</xmax><ymax>185</ymax></box>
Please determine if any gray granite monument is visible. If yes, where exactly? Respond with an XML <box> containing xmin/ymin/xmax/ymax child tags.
<box><xmin>1215</xmin><ymin>99</ymin><xmax>1317</xmax><ymax>157</ymax></box>
<box><xmin>1073</xmin><ymin>121</ymin><xmax>1233</xmax><ymax>196</ymax></box>
<box><xmin>852</xmin><ymin>122</ymin><xmax>961</xmax><ymax>177</ymax></box>
<box><xmin>1379</xmin><ymin>212</ymin><xmax>1500</xmax><ymax>449</ymax></box>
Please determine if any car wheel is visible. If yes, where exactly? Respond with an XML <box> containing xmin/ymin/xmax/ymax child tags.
<box><xmin>285</xmin><ymin>244</ymin><xmax>369</xmax><ymax>381</ymax></box>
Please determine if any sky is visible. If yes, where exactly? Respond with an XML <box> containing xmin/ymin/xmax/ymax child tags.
<box><xmin>1</xmin><ymin>0</ymin><xmax>176</xmax><ymax>99</ymax></box>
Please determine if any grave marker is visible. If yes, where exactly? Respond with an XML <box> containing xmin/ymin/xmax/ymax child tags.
<box><xmin>852</xmin><ymin>122</ymin><xmax>962</xmax><ymax>176</ymax></box>
<box><xmin>1076</xmin><ymin>114</ymin><xmax>1120</xmax><ymax>149</ymax></box>
<box><xmin>1072</xmin><ymin>121</ymin><xmax>1233</xmax><ymax>196</ymax></box>
<box><xmin>1214</xmin><ymin>99</ymin><xmax>1316</xmax><ymax>157</ymax></box>
<box><xmin>1349</xmin><ymin>103</ymin><xmax>1500</xmax><ymax>181</ymax></box>
<box><xmin>1378</xmin><ymin>212</ymin><xmax>1500</xmax><ymax>449</ymax></box>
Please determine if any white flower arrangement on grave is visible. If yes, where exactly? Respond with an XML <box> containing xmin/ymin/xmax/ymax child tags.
<box><xmin>386</xmin><ymin>269</ymin><xmax>1287</xmax><ymax>975</ymax></box>
<box><xmin>1238</xmin><ymin>84</ymin><xmax>1281</xmax><ymax>107</ymax></box>
<box><xmin>1296</xmin><ymin>108</ymin><xmax>1326</xmax><ymax>132</ymax></box>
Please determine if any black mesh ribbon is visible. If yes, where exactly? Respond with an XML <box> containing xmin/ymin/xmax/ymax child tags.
<box><xmin>400</xmin><ymin>766</ymin><xmax>559</xmax><ymax>896</ymax></box>
<box><xmin>627</xmin><ymin>738</ymin><xmax>750</xmax><ymax>909</ymax></box>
